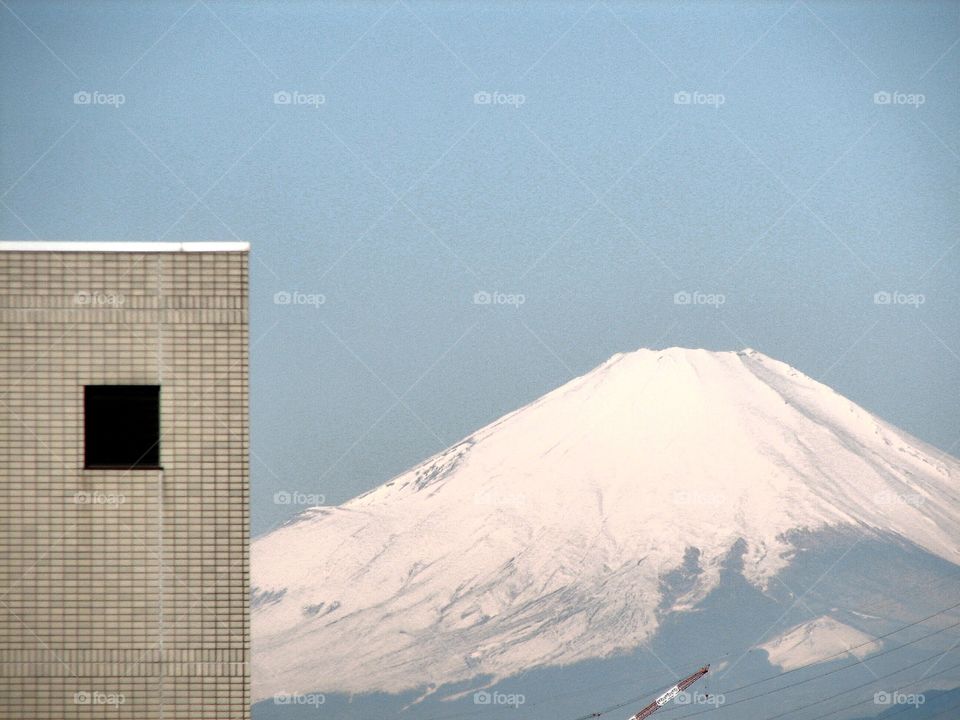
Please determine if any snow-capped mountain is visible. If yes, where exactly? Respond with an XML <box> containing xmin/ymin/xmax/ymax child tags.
<box><xmin>251</xmin><ymin>348</ymin><xmax>960</xmax><ymax>704</ymax></box>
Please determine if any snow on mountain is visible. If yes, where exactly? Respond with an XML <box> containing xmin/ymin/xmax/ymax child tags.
<box><xmin>759</xmin><ymin>616</ymin><xmax>877</xmax><ymax>671</ymax></box>
<box><xmin>251</xmin><ymin>347</ymin><xmax>960</xmax><ymax>701</ymax></box>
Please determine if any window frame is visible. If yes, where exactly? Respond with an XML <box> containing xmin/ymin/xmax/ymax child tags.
<box><xmin>83</xmin><ymin>384</ymin><xmax>163</xmax><ymax>470</ymax></box>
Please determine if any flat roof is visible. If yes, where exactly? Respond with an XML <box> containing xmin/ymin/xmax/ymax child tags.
<box><xmin>0</xmin><ymin>241</ymin><xmax>249</xmax><ymax>253</ymax></box>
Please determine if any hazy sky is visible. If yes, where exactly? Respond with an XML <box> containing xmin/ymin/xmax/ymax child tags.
<box><xmin>1</xmin><ymin>1</ymin><xmax>957</xmax><ymax>535</ymax></box>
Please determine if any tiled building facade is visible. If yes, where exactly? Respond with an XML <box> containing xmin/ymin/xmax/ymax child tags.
<box><xmin>0</xmin><ymin>242</ymin><xmax>249</xmax><ymax>719</ymax></box>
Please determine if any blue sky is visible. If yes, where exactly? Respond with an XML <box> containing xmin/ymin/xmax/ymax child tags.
<box><xmin>1</xmin><ymin>0</ymin><xmax>958</xmax><ymax>535</ymax></box>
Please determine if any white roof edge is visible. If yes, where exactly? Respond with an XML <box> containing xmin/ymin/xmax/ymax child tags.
<box><xmin>0</xmin><ymin>241</ymin><xmax>249</xmax><ymax>253</ymax></box>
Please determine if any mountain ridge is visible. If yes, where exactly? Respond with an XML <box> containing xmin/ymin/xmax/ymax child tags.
<box><xmin>251</xmin><ymin>347</ymin><xmax>960</xmax><ymax>701</ymax></box>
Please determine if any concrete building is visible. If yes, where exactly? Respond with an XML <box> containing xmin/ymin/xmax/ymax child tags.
<box><xmin>0</xmin><ymin>242</ymin><xmax>249</xmax><ymax>719</ymax></box>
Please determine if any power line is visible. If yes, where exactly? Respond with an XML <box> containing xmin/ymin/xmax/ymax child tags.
<box><xmin>578</xmin><ymin>647</ymin><xmax>960</xmax><ymax>720</ymax></box>
<box><xmin>669</xmin><ymin>620</ymin><xmax>960</xmax><ymax>720</ymax></box>
<box><xmin>813</xmin><ymin>661</ymin><xmax>960</xmax><ymax>720</ymax></box>
<box><xmin>658</xmin><ymin>601</ymin><xmax>960</xmax><ymax>719</ymax></box>
<box><xmin>429</xmin><ymin>585</ymin><xmax>960</xmax><ymax>720</ymax></box>
<box><xmin>761</xmin><ymin>655</ymin><xmax>960</xmax><ymax>720</ymax></box>
<box><xmin>568</xmin><ymin>577</ymin><xmax>960</xmax><ymax>720</ymax></box>
<box><xmin>576</xmin><ymin>602</ymin><xmax>960</xmax><ymax>720</ymax></box>
<box><xmin>421</xmin><ymin>664</ymin><xmax>680</xmax><ymax>720</ymax></box>
<box><xmin>679</xmin><ymin>597</ymin><xmax>960</xmax><ymax>702</ymax></box>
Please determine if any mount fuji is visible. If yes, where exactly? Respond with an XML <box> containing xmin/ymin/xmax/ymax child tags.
<box><xmin>251</xmin><ymin>348</ymin><xmax>960</xmax><ymax>718</ymax></box>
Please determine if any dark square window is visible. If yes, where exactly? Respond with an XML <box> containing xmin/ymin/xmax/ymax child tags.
<box><xmin>84</xmin><ymin>385</ymin><xmax>161</xmax><ymax>469</ymax></box>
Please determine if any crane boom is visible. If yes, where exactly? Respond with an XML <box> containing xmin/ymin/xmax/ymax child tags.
<box><xmin>627</xmin><ymin>665</ymin><xmax>710</xmax><ymax>720</ymax></box>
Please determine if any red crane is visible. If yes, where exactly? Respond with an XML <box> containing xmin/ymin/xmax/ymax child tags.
<box><xmin>627</xmin><ymin>665</ymin><xmax>710</xmax><ymax>720</ymax></box>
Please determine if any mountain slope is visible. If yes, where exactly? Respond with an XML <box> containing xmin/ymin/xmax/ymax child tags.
<box><xmin>251</xmin><ymin>348</ymin><xmax>960</xmax><ymax>701</ymax></box>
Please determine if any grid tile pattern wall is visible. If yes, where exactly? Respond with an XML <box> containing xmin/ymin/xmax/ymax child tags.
<box><xmin>0</xmin><ymin>249</ymin><xmax>249</xmax><ymax>719</ymax></box>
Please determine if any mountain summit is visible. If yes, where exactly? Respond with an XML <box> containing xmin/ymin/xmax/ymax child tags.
<box><xmin>251</xmin><ymin>348</ymin><xmax>960</xmax><ymax>701</ymax></box>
